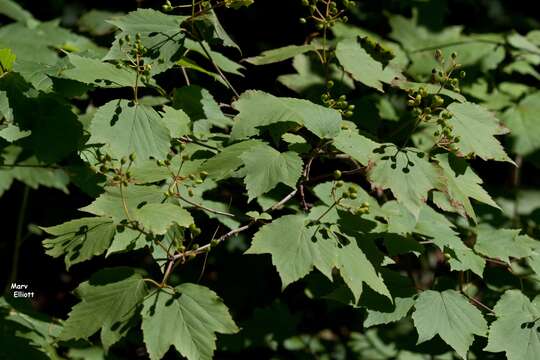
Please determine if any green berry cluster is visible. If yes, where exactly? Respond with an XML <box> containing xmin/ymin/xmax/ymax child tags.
<box><xmin>431</xmin><ymin>50</ymin><xmax>466</xmax><ymax>93</ymax></box>
<box><xmin>334</xmin><ymin>181</ymin><xmax>370</xmax><ymax>215</ymax></box>
<box><xmin>299</xmin><ymin>0</ymin><xmax>355</xmax><ymax>29</ymax></box>
<box><xmin>93</xmin><ymin>150</ymin><xmax>136</xmax><ymax>187</ymax></box>
<box><xmin>158</xmin><ymin>148</ymin><xmax>209</xmax><ymax>198</ymax></box>
<box><xmin>321</xmin><ymin>81</ymin><xmax>355</xmax><ymax>118</ymax></box>
<box><xmin>405</xmin><ymin>80</ymin><xmax>461</xmax><ymax>153</ymax></box>
<box><xmin>117</xmin><ymin>33</ymin><xmax>153</xmax><ymax>83</ymax></box>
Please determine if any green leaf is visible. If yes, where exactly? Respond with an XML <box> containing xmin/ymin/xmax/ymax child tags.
<box><xmin>434</xmin><ymin>153</ymin><xmax>500</xmax><ymax>221</ymax></box>
<box><xmin>59</xmin><ymin>268</ymin><xmax>148</xmax><ymax>350</ymax></box>
<box><xmin>0</xmin><ymin>47</ymin><xmax>15</xmax><ymax>72</ymax></box>
<box><xmin>77</xmin><ymin>9</ymin><xmax>122</xmax><ymax>36</ymax></box>
<box><xmin>334</xmin><ymin>232</ymin><xmax>391</xmax><ymax>301</ymax></box>
<box><xmin>160</xmin><ymin>106</ymin><xmax>191</xmax><ymax>138</ymax></box>
<box><xmin>474</xmin><ymin>225</ymin><xmax>534</xmax><ymax>264</ymax></box>
<box><xmin>415</xmin><ymin>205</ymin><xmax>485</xmax><ymax>276</ymax></box>
<box><xmin>447</xmin><ymin>102</ymin><xmax>512</xmax><ymax>162</ymax></box>
<box><xmin>245</xmin><ymin>44</ymin><xmax>318</xmax><ymax>65</ymax></box>
<box><xmin>502</xmin><ymin>92</ymin><xmax>540</xmax><ymax>156</ymax></box>
<box><xmin>485</xmin><ymin>290</ymin><xmax>540</xmax><ymax>360</ymax></box>
<box><xmin>107</xmin><ymin>8</ymin><xmax>186</xmax><ymax>34</ymax></box>
<box><xmin>63</xmin><ymin>54</ymin><xmax>136</xmax><ymax>88</ymax></box>
<box><xmin>80</xmin><ymin>185</ymin><xmax>164</xmax><ymax>223</ymax></box>
<box><xmin>246</xmin><ymin>215</ymin><xmax>334</xmax><ymax>289</ymax></box>
<box><xmin>239</xmin><ymin>144</ymin><xmax>303</xmax><ymax>201</ymax></box>
<box><xmin>201</xmin><ymin>140</ymin><xmax>264</xmax><ymax>179</ymax></box>
<box><xmin>88</xmin><ymin>100</ymin><xmax>171</xmax><ymax>163</ymax></box>
<box><xmin>132</xmin><ymin>203</ymin><xmax>194</xmax><ymax>234</ymax></box>
<box><xmin>365</xmin><ymin>297</ymin><xmax>415</xmax><ymax>327</ymax></box>
<box><xmin>412</xmin><ymin>290</ymin><xmax>488</xmax><ymax>359</ymax></box>
<box><xmin>141</xmin><ymin>284</ymin><xmax>239</xmax><ymax>360</ymax></box>
<box><xmin>332</xmin><ymin>129</ymin><xmax>378</xmax><ymax>166</ymax></box>
<box><xmin>41</xmin><ymin>217</ymin><xmax>115</xmax><ymax>269</ymax></box>
<box><xmin>368</xmin><ymin>147</ymin><xmax>443</xmax><ymax>218</ymax></box>
<box><xmin>335</xmin><ymin>38</ymin><xmax>387</xmax><ymax>92</ymax></box>
<box><xmin>0</xmin><ymin>0</ymin><xmax>36</xmax><ymax>25</ymax></box>
<box><xmin>246</xmin><ymin>215</ymin><xmax>389</xmax><ymax>301</ymax></box>
<box><xmin>230</xmin><ymin>90</ymin><xmax>342</xmax><ymax>140</ymax></box>
<box><xmin>0</xmin><ymin>146</ymin><xmax>69</xmax><ymax>196</ymax></box>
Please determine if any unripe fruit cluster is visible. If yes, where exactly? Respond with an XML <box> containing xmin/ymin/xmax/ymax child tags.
<box><xmin>322</xmin><ymin>81</ymin><xmax>355</xmax><ymax>118</ymax></box>
<box><xmin>92</xmin><ymin>151</ymin><xmax>136</xmax><ymax>187</ymax></box>
<box><xmin>299</xmin><ymin>0</ymin><xmax>356</xmax><ymax>30</ymax></box>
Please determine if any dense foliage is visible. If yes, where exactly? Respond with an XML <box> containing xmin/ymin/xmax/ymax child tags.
<box><xmin>1</xmin><ymin>0</ymin><xmax>540</xmax><ymax>359</ymax></box>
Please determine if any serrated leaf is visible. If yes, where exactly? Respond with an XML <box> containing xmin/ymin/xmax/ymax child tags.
<box><xmin>160</xmin><ymin>106</ymin><xmax>191</xmax><ymax>138</ymax></box>
<box><xmin>41</xmin><ymin>217</ymin><xmax>115</xmax><ymax>269</ymax></box>
<box><xmin>368</xmin><ymin>147</ymin><xmax>442</xmax><ymax>218</ymax></box>
<box><xmin>230</xmin><ymin>90</ymin><xmax>342</xmax><ymax>140</ymax></box>
<box><xmin>107</xmin><ymin>8</ymin><xmax>186</xmax><ymax>34</ymax></box>
<box><xmin>365</xmin><ymin>297</ymin><xmax>415</xmax><ymax>327</ymax></box>
<box><xmin>334</xmin><ymin>233</ymin><xmax>391</xmax><ymax>301</ymax></box>
<box><xmin>239</xmin><ymin>144</ymin><xmax>303</xmax><ymax>201</ymax></box>
<box><xmin>485</xmin><ymin>290</ymin><xmax>540</xmax><ymax>360</ymax></box>
<box><xmin>246</xmin><ymin>215</ymin><xmax>334</xmax><ymax>288</ymax></box>
<box><xmin>502</xmin><ymin>92</ymin><xmax>540</xmax><ymax>156</ymax></box>
<box><xmin>447</xmin><ymin>102</ymin><xmax>512</xmax><ymax>162</ymax></box>
<box><xmin>63</xmin><ymin>54</ymin><xmax>136</xmax><ymax>88</ymax></box>
<box><xmin>335</xmin><ymin>38</ymin><xmax>387</xmax><ymax>92</ymax></box>
<box><xmin>80</xmin><ymin>185</ymin><xmax>164</xmax><ymax>223</ymax></box>
<box><xmin>474</xmin><ymin>225</ymin><xmax>533</xmax><ymax>264</ymax></box>
<box><xmin>141</xmin><ymin>284</ymin><xmax>239</xmax><ymax>360</ymax></box>
<box><xmin>88</xmin><ymin>100</ymin><xmax>171</xmax><ymax>162</ymax></box>
<box><xmin>132</xmin><ymin>203</ymin><xmax>194</xmax><ymax>234</ymax></box>
<box><xmin>415</xmin><ymin>205</ymin><xmax>485</xmax><ymax>276</ymax></box>
<box><xmin>59</xmin><ymin>268</ymin><xmax>148</xmax><ymax>350</ymax></box>
<box><xmin>245</xmin><ymin>44</ymin><xmax>318</xmax><ymax>65</ymax></box>
<box><xmin>434</xmin><ymin>153</ymin><xmax>499</xmax><ymax>221</ymax></box>
<box><xmin>332</xmin><ymin>129</ymin><xmax>378</xmax><ymax>166</ymax></box>
<box><xmin>412</xmin><ymin>290</ymin><xmax>488</xmax><ymax>359</ymax></box>
<box><xmin>201</xmin><ymin>140</ymin><xmax>264</xmax><ymax>179</ymax></box>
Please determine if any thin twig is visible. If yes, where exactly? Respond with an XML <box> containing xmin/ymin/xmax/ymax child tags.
<box><xmin>5</xmin><ymin>186</ymin><xmax>29</xmax><ymax>294</ymax></box>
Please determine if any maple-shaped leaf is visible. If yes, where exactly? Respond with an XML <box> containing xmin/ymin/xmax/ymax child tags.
<box><xmin>58</xmin><ymin>268</ymin><xmax>148</xmax><ymax>351</ymax></box>
<box><xmin>41</xmin><ymin>217</ymin><xmax>115</xmax><ymax>269</ymax></box>
<box><xmin>141</xmin><ymin>284</ymin><xmax>238</xmax><ymax>360</ymax></box>
<box><xmin>365</xmin><ymin>297</ymin><xmax>415</xmax><ymax>327</ymax></box>
<box><xmin>246</xmin><ymin>215</ymin><xmax>390</xmax><ymax>301</ymax></box>
<box><xmin>88</xmin><ymin>100</ymin><xmax>171</xmax><ymax>163</ymax></box>
<box><xmin>230</xmin><ymin>90</ymin><xmax>342</xmax><ymax>140</ymax></box>
<box><xmin>447</xmin><ymin>102</ymin><xmax>512</xmax><ymax>163</ymax></box>
<box><xmin>434</xmin><ymin>153</ymin><xmax>500</xmax><ymax>221</ymax></box>
<box><xmin>368</xmin><ymin>146</ymin><xmax>443</xmax><ymax>218</ymax></box>
<box><xmin>412</xmin><ymin>290</ymin><xmax>488</xmax><ymax>359</ymax></box>
<box><xmin>502</xmin><ymin>91</ymin><xmax>540</xmax><ymax>156</ymax></box>
<box><xmin>485</xmin><ymin>290</ymin><xmax>540</xmax><ymax>360</ymax></box>
<box><xmin>474</xmin><ymin>225</ymin><xmax>534</xmax><ymax>264</ymax></box>
<box><xmin>335</xmin><ymin>37</ymin><xmax>387</xmax><ymax>92</ymax></box>
<box><xmin>239</xmin><ymin>144</ymin><xmax>303</xmax><ymax>201</ymax></box>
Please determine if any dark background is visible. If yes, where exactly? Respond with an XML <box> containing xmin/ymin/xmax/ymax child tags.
<box><xmin>1</xmin><ymin>0</ymin><xmax>539</xmax><ymax>358</ymax></box>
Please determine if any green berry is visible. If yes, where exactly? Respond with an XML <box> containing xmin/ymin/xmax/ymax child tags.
<box><xmin>333</xmin><ymin>170</ymin><xmax>342</xmax><ymax>179</ymax></box>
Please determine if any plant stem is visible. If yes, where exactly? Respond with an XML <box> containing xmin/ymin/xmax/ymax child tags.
<box><xmin>5</xmin><ymin>186</ymin><xmax>29</xmax><ymax>294</ymax></box>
